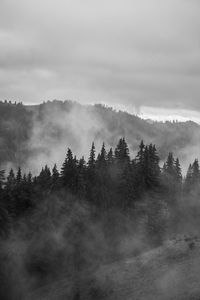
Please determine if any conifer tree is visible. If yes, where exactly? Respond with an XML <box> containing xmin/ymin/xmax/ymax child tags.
<box><xmin>107</xmin><ymin>148</ymin><xmax>114</xmax><ymax>165</ymax></box>
<box><xmin>27</xmin><ymin>172</ymin><xmax>32</xmax><ymax>184</ymax></box>
<box><xmin>114</xmin><ymin>137</ymin><xmax>130</xmax><ymax>165</ymax></box>
<box><xmin>192</xmin><ymin>159</ymin><xmax>200</xmax><ymax>183</ymax></box>
<box><xmin>52</xmin><ymin>164</ymin><xmax>60</xmax><ymax>190</ymax></box>
<box><xmin>61</xmin><ymin>148</ymin><xmax>80</xmax><ymax>194</ymax></box>
<box><xmin>36</xmin><ymin>165</ymin><xmax>52</xmax><ymax>197</ymax></box>
<box><xmin>6</xmin><ymin>169</ymin><xmax>16</xmax><ymax>190</ymax></box>
<box><xmin>184</xmin><ymin>159</ymin><xmax>200</xmax><ymax>194</ymax></box>
<box><xmin>86</xmin><ymin>143</ymin><xmax>99</xmax><ymax>204</ymax></box>
<box><xmin>162</xmin><ymin>153</ymin><xmax>182</xmax><ymax>204</ymax></box>
<box><xmin>16</xmin><ymin>167</ymin><xmax>22</xmax><ymax>185</ymax></box>
<box><xmin>134</xmin><ymin>142</ymin><xmax>160</xmax><ymax>196</ymax></box>
<box><xmin>88</xmin><ymin>142</ymin><xmax>96</xmax><ymax>169</ymax></box>
<box><xmin>96</xmin><ymin>143</ymin><xmax>107</xmax><ymax>168</ymax></box>
<box><xmin>136</xmin><ymin>140</ymin><xmax>145</xmax><ymax>168</ymax></box>
<box><xmin>165</xmin><ymin>152</ymin><xmax>175</xmax><ymax>176</ymax></box>
<box><xmin>174</xmin><ymin>158</ymin><xmax>182</xmax><ymax>184</ymax></box>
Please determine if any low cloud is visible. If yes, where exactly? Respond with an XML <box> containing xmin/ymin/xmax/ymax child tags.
<box><xmin>0</xmin><ymin>0</ymin><xmax>200</xmax><ymax>114</ymax></box>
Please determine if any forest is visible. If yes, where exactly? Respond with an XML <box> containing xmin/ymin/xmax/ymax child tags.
<box><xmin>1</xmin><ymin>123</ymin><xmax>200</xmax><ymax>298</ymax></box>
<box><xmin>0</xmin><ymin>138</ymin><xmax>199</xmax><ymax>242</ymax></box>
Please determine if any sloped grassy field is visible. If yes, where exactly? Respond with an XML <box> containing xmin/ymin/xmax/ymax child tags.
<box><xmin>28</xmin><ymin>235</ymin><xmax>200</xmax><ymax>300</ymax></box>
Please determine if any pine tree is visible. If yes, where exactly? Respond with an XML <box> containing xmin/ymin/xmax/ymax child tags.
<box><xmin>6</xmin><ymin>169</ymin><xmax>16</xmax><ymax>190</ymax></box>
<box><xmin>142</xmin><ymin>144</ymin><xmax>160</xmax><ymax>190</ymax></box>
<box><xmin>134</xmin><ymin>142</ymin><xmax>160</xmax><ymax>197</ymax></box>
<box><xmin>174</xmin><ymin>158</ymin><xmax>182</xmax><ymax>184</ymax></box>
<box><xmin>192</xmin><ymin>159</ymin><xmax>200</xmax><ymax>183</ymax></box>
<box><xmin>88</xmin><ymin>142</ymin><xmax>96</xmax><ymax>169</ymax></box>
<box><xmin>96</xmin><ymin>142</ymin><xmax>107</xmax><ymax>167</ymax></box>
<box><xmin>135</xmin><ymin>140</ymin><xmax>145</xmax><ymax>168</ymax></box>
<box><xmin>134</xmin><ymin>140</ymin><xmax>146</xmax><ymax>195</ymax></box>
<box><xmin>162</xmin><ymin>153</ymin><xmax>183</xmax><ymax>205</ymax></box>
<box><xmin>61</xmin><ymin>148</ymin><xmax>78</xmax><ymax>194</ymax></box>
<box><xmin>16</xmin><ymin>167</ymin><xmax>22</xmax><ymax>185</ymax></box>
<box><xmin>107</xmin><ymin>148</ymin><xmax>114</xmax><ymax>165</ymax></box>
<box><xmin>52</xmin><ymin>164</ymin><xmax>60</xmax><ymax>190</ymax></box>
<box><xmin>86</xmin><ymin>143</ymin><xmax>99</xmax><ymax>204</ymax></box>
<box><xmin>27</xmin><ymin>172</ymin><xmax>32</xmax><ymax>182</ymax></box>
<box><xmin>165</xmin><ymin>152</ymin><xmax>175</xmax><ymax>176</ymax></box>
<box><xmin>114</xmin><ymin>137</ymin><xmax>130</xmax><ymax>165</ymax></box>
<box><xmin>184</xmin><ymin>164</ymin><xmax>193</xmax><ymax>193</ymax></box>
<box><xmin>37</xmin><ymin>165</ymin><xmax>52</xmax><ymax>195</ymax></box>
<box><xmin>184</xmin><ymin>159</ymin><xmax>200</xmax><ymax>194</ymax></box>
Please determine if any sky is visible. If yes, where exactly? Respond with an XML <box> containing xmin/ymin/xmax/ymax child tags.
<box><xmin>0</xmin><ymin>0</ymin><xmax>200</xmax><ymax>121</ymax></box>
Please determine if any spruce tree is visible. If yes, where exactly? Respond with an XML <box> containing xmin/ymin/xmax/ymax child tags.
<box><xmin>52</xmin><ymin>164</ymin><xmax>60</xmax><ymax>190</ymax></box>
<box><xmin>114</xmin><ymin>137</ymin><xmax>130</xmax><ymax>165</ymax></box>
<box><xmin>165</xmin><ymin>152</ymin><xmax>175</xmax><ymax>176</ymax></box>
<box><xmin>162</xmin><ymin>153</ymin><xmax>182</xmax><ymax>205</ymax></box>
<box><xmin>174</xmin><ymin>158</ymin><xmax>182</xmax><ymax>184</ymax></box>
<box><xmin>16</xmin><ymin>167</ymin><xmax>22</xmax><ymax>185</ymax></box>
<box><xmin>86</xmin><ymin>143</ymin><xmax>99</xmax><ymax>204</ymax></box>
<box><xmin>61</xmin><ymin>148</ymin><xmax>78</xmax><ymax>194</ymax></box>
<box><xmin>88</xmin><ymin>142</ymin><xmax>96</xmax><ymax>169</ymax></box>
<box><xmin>107</xmin><ymin>148</ymin><xmax>114</xmax><ymax>165</ymax></box>
<box><xmin>6</xmin><ymin>169</ymin><xmax>16</xmax><ymax>190</ymax></box>
<box><xmin>192</xmin><ymin>159</ymin><xmax>200</xmax><ymax>183</ymax></box>
<box><xmin>96</xmin><ymin>142</ymin><xmax>107</xmax><ymax>168</ymax></box>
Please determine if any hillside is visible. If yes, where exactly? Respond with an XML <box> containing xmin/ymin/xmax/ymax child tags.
<box><xmin>27</xmin><ymin>236</ymin><xmax>200</xmax><ymax>300</ymax></box>
<box><xmin>0</xmin><ymin>100</ymin><xmax>200</xmax><ymax>171</ymax></box>
<box><xmin>1</xmin><ymin>100</ymin><xmax>200</xmax><ymax>299</ymax></box>
<box><xmin>93</xmin><ymin>236</ymin><xmax>200</xmax><ymax>300</ymax></box>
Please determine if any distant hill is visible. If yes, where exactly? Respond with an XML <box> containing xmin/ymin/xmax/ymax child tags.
<box><xmin>0</xmin><ymin>100</ymin><xmax>200</xmax><ymax>172</ymax></box>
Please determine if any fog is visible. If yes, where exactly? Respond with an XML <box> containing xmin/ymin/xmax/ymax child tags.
<box><xmin>1</xmin><ymin>189</ymin><xmax>200</xmax><ymax>299</ymax></box>
<box><xmin>20</xmin><ymin>101</ymin><xmax>200</xmax><ymax>177</ymax></box>
<box><xmin>0</xmin><ymin>196</ymin><xmax>150</xmax><ymax>299</ymax></box>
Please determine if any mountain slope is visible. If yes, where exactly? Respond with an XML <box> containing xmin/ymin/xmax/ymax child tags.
<box><xmin>27</xmin><ymin>236</ymin><xmax>200</xmax><ymax>300</ymax></box>
<box><xmin>0</xmin><ymin>100</ymin><xmax>200</xmax><ymax>172</ymax></box>
<box><xmin>93</xmin><ymin>236</ymin><xmax>200</xmax><ymax>300</ymax></box>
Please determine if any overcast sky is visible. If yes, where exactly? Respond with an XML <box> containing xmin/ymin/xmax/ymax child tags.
<box><xmin>0</xmin><ymin>0</ymin><xmax>200</xmax><ymax>120</ymax></box>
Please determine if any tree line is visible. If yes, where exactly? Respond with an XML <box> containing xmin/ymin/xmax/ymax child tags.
<box><xmin>0</xmin><ymin>138</ymin><xmax>200</xmax><ymax>242</ymax></box>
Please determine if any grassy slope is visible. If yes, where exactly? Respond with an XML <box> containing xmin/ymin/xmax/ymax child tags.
<box><xmin>94</xmin><ymin>236</ymin><xmax>200</xmax><ymax>300</ymax></box>
<box><xmin>28</xmin><ymin>236</ymin><xmax>200</xmax><ymax>300</ymax></box>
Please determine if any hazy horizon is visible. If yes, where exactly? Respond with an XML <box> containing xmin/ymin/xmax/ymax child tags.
<box><xmin>3</xmin><ymin>98</ymin><xmax>200</xmax><ymax>124</ymax></box>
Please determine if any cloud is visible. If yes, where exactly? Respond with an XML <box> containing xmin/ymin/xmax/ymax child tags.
<box><xmin>0</xmin><ymin>0</ymin><xmax>200</xmax><ymax>113</ymax></box>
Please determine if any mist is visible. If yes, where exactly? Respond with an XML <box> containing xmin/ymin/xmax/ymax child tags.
<box><xmin>1</xmin><ymin>130</ymin><xmax>200</xmax><ymax>299</ymax></box>
<box><xmin>21</xmin><ymin>101</ymin><xmax>200</xmax><ymax>176</ymax></box>
<box><xmin>1</xmin><ymin>0</ymin><xmax>200</xmax><ymax>298</ymax></box>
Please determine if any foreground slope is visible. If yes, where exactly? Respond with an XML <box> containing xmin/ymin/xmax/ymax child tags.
<box><xmin>28</xmin><ymin>236</ymin><xmax>200</xmax><ymax>300</ymax></box>
<box><xmin>93</xmin><ymin>236</ymin><xmax>200</xmax><ymax>300</ymax></box>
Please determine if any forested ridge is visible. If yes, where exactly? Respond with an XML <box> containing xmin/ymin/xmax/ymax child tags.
<box><xmin>0</xmin><ymin>99</ymin><xmax>200</xmax><ymax>169</ymax></box>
